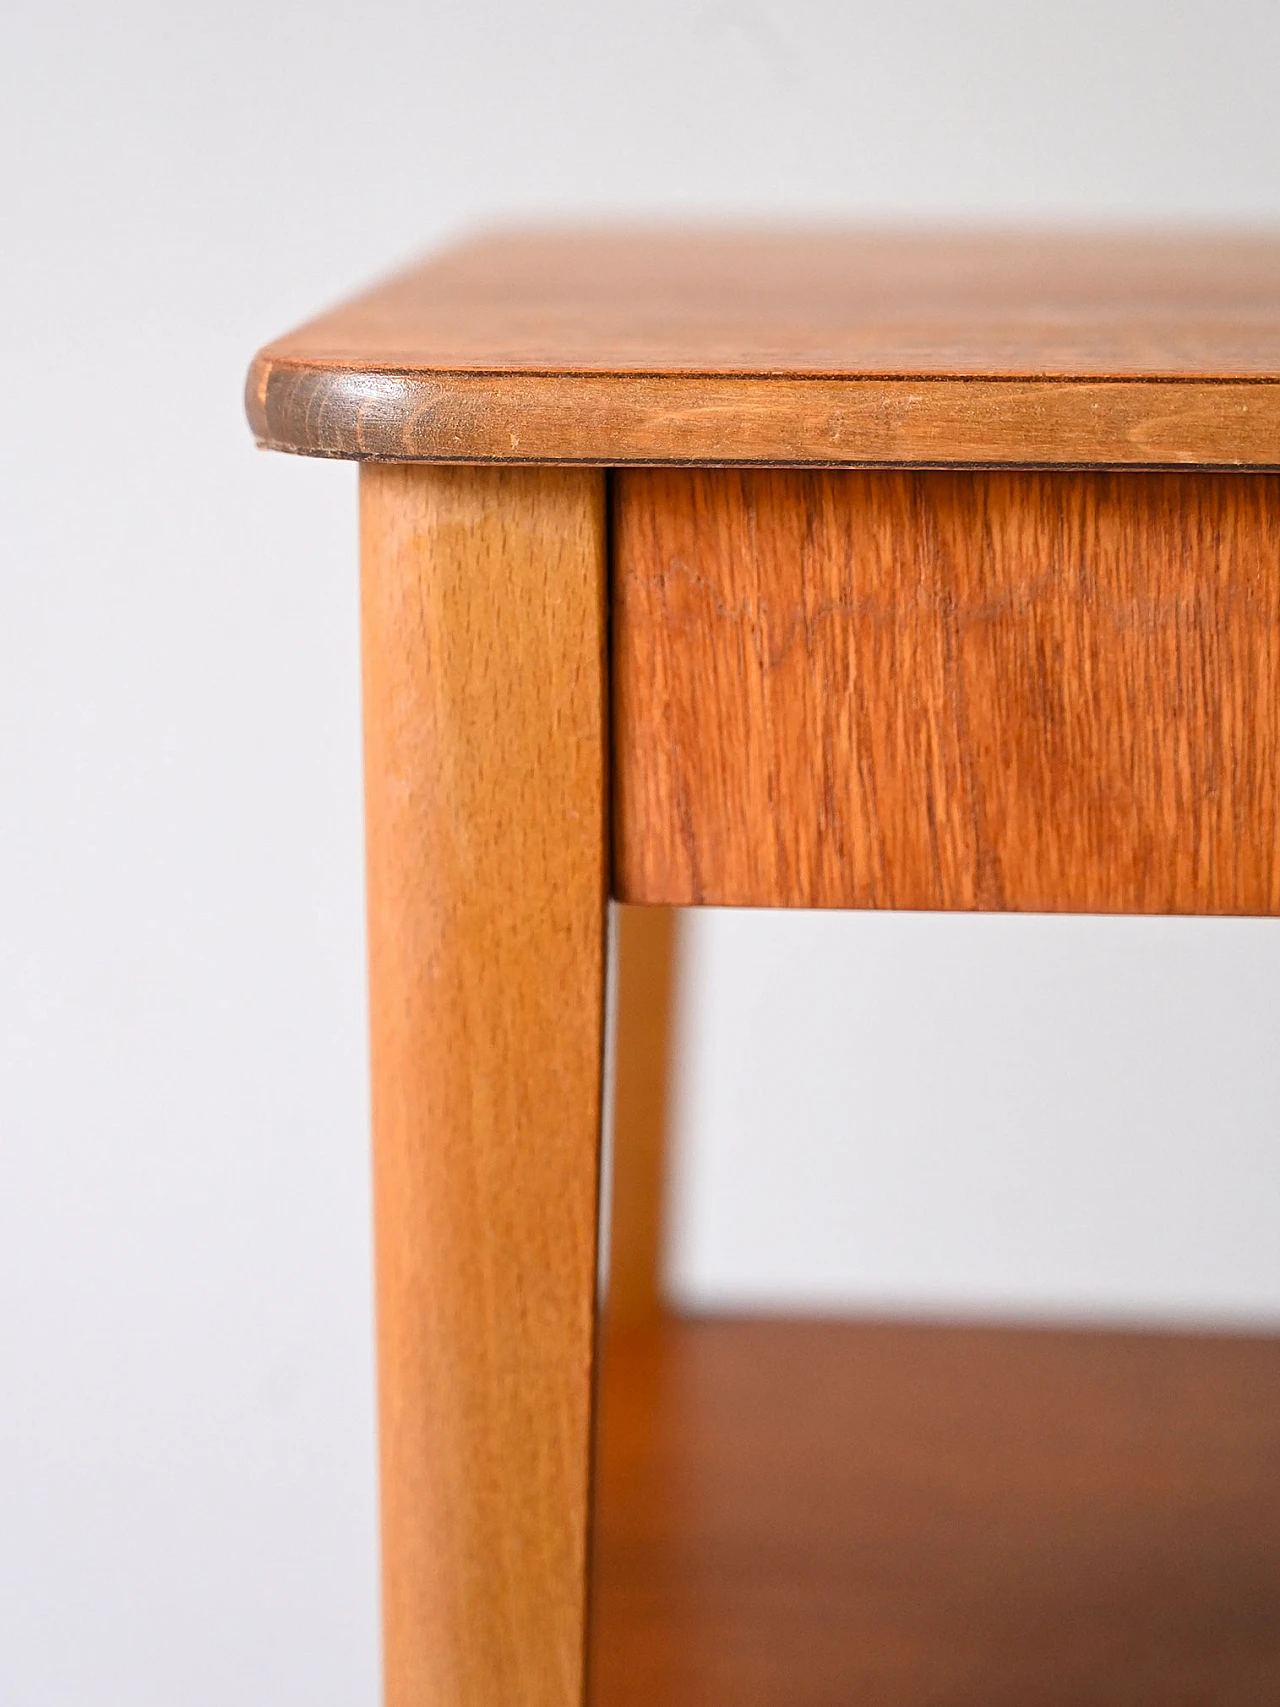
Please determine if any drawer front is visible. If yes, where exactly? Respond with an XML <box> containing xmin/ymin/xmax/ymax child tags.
<box><xmin>613</xmin><ymin>468</ymin><xmax>1280</xmax><ymax>913</ymax></box>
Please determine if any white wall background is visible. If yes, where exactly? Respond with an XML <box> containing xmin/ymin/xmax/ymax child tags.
<box><xmin>3</xmin><ymin>3</ymin><xmax>1280</xmax><ymax>1703</ymax></box>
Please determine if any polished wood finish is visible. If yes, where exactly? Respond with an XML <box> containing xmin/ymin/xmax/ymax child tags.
<box><xmin>249</xmin><ymin>230</ymin><xmax>1280</xmax><ymax>1707</ymax></box>
<box><xmin>249</xmin><ymin>367</ymin><xmax>1280</xmax><ymax>470</ymax></box>
<box><xmin>614</xmin><ymin>468</ymin><xmax>1280</xmax><ymax>913</ymax></box>
<box><xmin>605</xmin><ymin>907</ymin><xmax>679</xmax><ymax>1329</ymax></box>
<box><xmin>361</xmin><ymin>464</ymin><xmax>608</xmax><ymax>1707</ymax></box>
<box><xmin>590</xmin><ymin>1317</ymin><xmax>1280</xmax><ymax>1707</ymax></box>
<box><xmin>247</xmin><ymin>229</ymin><xmax>1280</xmax><ymax>468</ymax></box>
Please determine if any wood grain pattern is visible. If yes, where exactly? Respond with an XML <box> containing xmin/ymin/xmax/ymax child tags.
<box><xmin>246</xmin><ymin>229</ymin><xmax>1280</xmax><ymax>468</ymax></box>
<box><xmin>361</xmin><ymin>464</ymin><xmax>608</xmax><ymax>1707</ymax></box>
<box><xmin>589</xmin><ymin>1318</ymin><xmax>1280</xmax><ymax>1707</ymax></box>
<box><xmin>614</xmin><ymin>468</ymin><xmax>1280</xmax><ymax>912</ymax></box>
<box><xmin>604</xmin><ymin>907</ymin><xmax>678</xmax><ymax>1329</ymax></box>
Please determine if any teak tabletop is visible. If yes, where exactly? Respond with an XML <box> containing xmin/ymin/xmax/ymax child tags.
<box><xmin>247</xmin><ymin>226</ymin><xmax>1280</xmax><ymax>466</ymax></box>
<box><xmin>247</xmin><ymin>227</ymin><xmax>1280</xmax><ymax>1707</ymax></box>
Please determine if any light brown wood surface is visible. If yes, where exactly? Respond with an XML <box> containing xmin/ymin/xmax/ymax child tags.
<box><xmin>361</xmin><ymin>464</ymin><xmax>608</xmax><ymax>1707</ymax></box>
<box><xmin>589</xmin><ymin>1317</ymin><xmax>1280</xmax><ymax>1707</ymax></box>
<box><xmin>247</xmin><ymin>229</ymin><xmax>1280</xmax><ymax>467</ymax></box>
<box><xmin>251</xmin><ymin>233</ymin><xmax>1280</xmax><ymax>1707</ymax></box>
<box><xmin>614</xmin><ymin>468</ymin><xmax>1280</xmax><ymax>912</ymax></box>
<box><xmin>605</xmin><ymin>907</ymin><xmax>678</xmax><ymax>1329</ymax></box>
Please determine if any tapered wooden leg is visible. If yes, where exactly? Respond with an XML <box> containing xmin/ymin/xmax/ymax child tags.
<box><xmin>360</xmin><ymin>464</ymin><xmax>609</xmax><ymax>1707</ymax></box>
<box><xmin>606</xmin><ymin>907</ymin><xmax>679</xmax><ymax>1329</ymax></box>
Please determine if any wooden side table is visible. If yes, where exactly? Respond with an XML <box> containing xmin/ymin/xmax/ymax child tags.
<box><xmin>247</xmin><ymin>230</ymin><xmax>1280</xmax><ymax>1707</ymax></box>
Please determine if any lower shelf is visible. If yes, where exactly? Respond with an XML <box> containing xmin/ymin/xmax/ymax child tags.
<box><xmin>588</xmin><ymin>1317</ymin><xmax>1280</xmax><ymax>1706</ymax></box>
